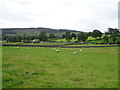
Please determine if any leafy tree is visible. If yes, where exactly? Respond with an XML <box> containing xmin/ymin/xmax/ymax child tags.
<box><xmin>62</xmin><ymin>34</ymin><xmax>66</xmax><ymax>38</ymax></box>
<box><xmin>77</xmin><ymin>32</ymin><xmax>88</xmax><ymax>42</ymax></box>
<box><xmin>39</xmin><ymin>32</ymin><xmax>48</xmax><ymax>41</ymax></box>
<box><xmin>7</xmin><ymin>36</ymin><xmax>17</xmax><ymax>42</ymax></box>
<box><xmin>26</xmin><ymin>36</ymin><xmax>31</xmax><ymax>40</ymax></box>
<box><xmin>71</xmin><ymin>33</ymin><xmax>77</xmax><ymax>40</ymax></box>
<box><xmin>108</xmin><ymin>28</ymin><xmax>119</xmax><ymax>34</ymax></box>
<box><xmin>117</xmin><ymin>35</ymin><xmax>120</xmax><ymax>43</ymax></box>
<box><xmin>104</xmin><ymin>31</ymin><xmax>109</xmax><ymax>35</ymax></box>
<box><xmin>92</xmin><ymin>30</ymin><xmax>103</xmax><ymax>39</ymax></box>
<box><xmin>49</xmin><ymin>33</ymin><xmax>55</xmax><ymax>39</ymax></box>
<box><xmin>30</xmin><ymin>36</ymin><xmax>35</xmax><ymax>40</ymax></box>
<box><xmin>16</xmin><ymin>36</ymin><xmax>22</xmax><ymax>42</ymax></box>
<box><xmin>103</xmin><ymin>35</ymin><xmax>109</xmax><ymax>44</ymax></box>
<box><xmin>110</xmin><ymin>33</ymin><xmax>118</xmax><ymax>43</ymax></box>
<box><xmin>2</xmin><ymin>34</ymin><xmax>7</xmax><ymax>40</ymax></box>
<box><xmin>87</xmin><ymin>32</ymin><xmax>92</xmax><ymax>36</ymax></box>
<box><xmin>65</xmin><ymin>32</ymin><xmax>72</xmax><ymax>42</ymax></box>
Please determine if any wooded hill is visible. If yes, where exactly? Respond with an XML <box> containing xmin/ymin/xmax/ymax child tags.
<box><xmin>1</xmin><ymin>27</ymin><xmax>80</xmax><ymax>34</ymax></box>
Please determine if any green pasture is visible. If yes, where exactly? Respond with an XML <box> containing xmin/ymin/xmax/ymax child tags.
<box><xmin>2</xmin><ymin>42</ymin><xmax>67</xmax><ymax>45</ymax></box>
<box><xmin>2</xmin><ymin>46</ymin><xmax>118</xmax><ymax>88</ymax></box>
<box><xmin>66</xmin><ymin>44</ymin><xmax>111</xmax><ymax>47</ymax></box>
<box><xmin>54</xmin><ymin>38</ymin><xmax>77</xmax><ymax>42</ymax></box>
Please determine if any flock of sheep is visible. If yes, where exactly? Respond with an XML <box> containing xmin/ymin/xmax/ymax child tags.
<box><xmin>56</xmin><ymin>49</ymin><xmax>82</xmax><ymax>54</ymax></box>
<box><xmin>52</xmin><ymin>48</ymin><xmax>83</xmax><ymax>54</ymax></box>
<box><xmin>10</xmin><ymin>46</ymin><xmax>83</xmax><ymax>54</ymax></box>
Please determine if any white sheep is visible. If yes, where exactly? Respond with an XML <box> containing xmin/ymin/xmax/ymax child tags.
<box><xmin>70</xmin><ymin>49</ymin><xmax>72</xmax><ymax>51</ymax></box>
<box><xmin>56</xmin><ymin>49</ymin><xmax>60</xmax><ymax>52</ymax></box>
<box><xmin>73</xmin><ymin>52</ymin><xmax>77</xmax><ymax>54</ymax></box>
<box><xmin>80</xmin><ymin>49</ymin><xmax>83</xmax><ymax>52</ymax></box>
<box><xmin>16</xmin><ymin>47</ymin><xmax>19</xmax><ymax>49</ymax></box>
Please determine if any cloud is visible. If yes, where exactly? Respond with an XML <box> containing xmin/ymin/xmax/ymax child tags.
<box><xmin>0</xmin><ymin>0</ymin><xmax>119</xmax><ymax>32</ymax></box>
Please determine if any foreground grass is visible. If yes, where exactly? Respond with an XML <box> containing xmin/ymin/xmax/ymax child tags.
<box><xmin>2</xmin><ymin>47</ymin><xmax>118</xmax><ymax>88</ymax></box>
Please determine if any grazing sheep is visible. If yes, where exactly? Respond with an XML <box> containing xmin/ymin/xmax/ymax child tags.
<box><xmin>56</xmin><ymin>49</ymin><xmax>60</xmax><ymax>52</ymax></box>
<box><xmin>73</xmin><ymin>52</ymin><xmax>77</xmax><ymax>54</ymax></box>
<box><xmin>16</xmin><ymin>47</ymin><xmax>19</xmax><ymax>49</ymax></box>
<box><xmin>80</xmin><ymin>49</ymin><xmax>82</xmax><ymax>52</ymax></box>
<box><xmin>70</xmin><ymin>49</ymin><xmax>72</xmax><ymax>51</ymax></box>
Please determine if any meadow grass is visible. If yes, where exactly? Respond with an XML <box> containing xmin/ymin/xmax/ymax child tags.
<box><xmin>66</xmin><ymin>44</ymin><xmax>111</xmax><ymax>47</ymax></box>
<box><xmin>2</xmin><ymin>46</ymin><xmax>118</xmax><ymax>88</ymax></box>
<box><xmin>3</xmin><ymin>42</ymin><xmax>66</xmax><ymax>45</ymax></box>
<box><xmin>54</xmin><ymin>38</ymin><xmax>77</xmax><ymax>42</ymax></box>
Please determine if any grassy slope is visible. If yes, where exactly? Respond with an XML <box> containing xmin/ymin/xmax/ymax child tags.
<box><xmin>2</xmin><ymin>47</ymin><xmax>118</xmax><ymax>88</ymax></box>
<box><xmin>54</xmin><ymin>37</ymin><xmax>103</xmax><ymax>43</ymax></box>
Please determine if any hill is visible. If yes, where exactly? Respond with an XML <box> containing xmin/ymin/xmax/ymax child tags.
<box><xmin>1</xmin><ymin>27</ymin><xmax>80</xmax><ymax>35</ymax></box>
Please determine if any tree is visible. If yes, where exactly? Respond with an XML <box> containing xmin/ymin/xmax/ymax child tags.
<box><xmin>62</xmin><ymin>34</ymin><xmax>66</xmax><ymax>38</ymax></box>
<box><xmin>49</xmin><ymin>33</ymin><xmax>55</xmax><ymax>39</ymax></box>
<box><xmin>39</xmin><ymin>32</ymin><xmax>48</xmax><ymax>41</ymax></box>
<box><xmin>103</xmin><ymin>35</ymin><xmax>109</xmax><ymax>44</ymax></box>
<box><xmin>77</xmin><ymin>32</ymin><xmax>88</xmax><ymax>42</ymax></box>
<box><xmin>71</xmin><ymin>33</ymin><xmax>77</xmax><ymax>40</ymax></box>
<box><xmin>65</xmin><ymin>32</ymin><xmax>72</xmax><ymax>42</ymax></box>
<box><xmin>117</xmin><ymin>35</ymin><xmax>120</xmax><ymax>43</ymax></box>
<box><xmin>108</xmin><ymin>28</ymin><xmax>119</xmax><ymax>34</ymax></box>
<box><xmin>30</xmin><ymin>36</ymin><xmax>35</xmax><ymax>40</ymax></box>
<box><xmin>16</xmin><ymin>36</ymin><xmax>22</xmax><ymax>42</ymax></box>
<box><xmin>92</xmin><ymin>30</ymin><xmax>103</xmax><ymax>39</ymax></box>
<box><xmin>7</xmin><ymin>36</ymin><xmax>17</xmax><ymax>42</ymax></box>
<box><xmin>87</xmin><ymin>32</ymin><xmax>92</xmax><ymax>36</ymax></box>
<box><xmin>104</xmin><ymin>31</ymin><xmax>109</xmax><ymax>35</ymax></box>
<box><xmin>2</xmin><ymin>34</ymin><xmax>7</xmax><ymax>40</ymax></box>
<box><xmin>110</xmin><ymin>33</ymin><xmax>117</xmax><ymax>43</ymax></box>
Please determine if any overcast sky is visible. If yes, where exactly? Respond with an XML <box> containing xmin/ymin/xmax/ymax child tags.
<box><xmin>0</xmin><ymin>0</ymin><xmax>119</xmax><ymax>32</ymax></box>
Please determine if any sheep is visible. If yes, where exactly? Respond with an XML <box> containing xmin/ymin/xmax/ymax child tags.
<box><xmin>16</xmin><ymin>47</ymin><xmax>19</xmax><ymax>49</ymax></box>
<box><xmin>80</xmin><ymin>49</ymin><xmax>83</xmax><ymax>52</ymax></box>
<box><xmin>53</xmin><ymin>48</ymin><xmax>56</xmax><ymax>50</ymax></box>
<box><xmin>73</xmin><ymin>52</ymin><xmax>77</xmax><ymax>54</ymax></box>
<box><xmin>70</xmin><ymin>49</ymin><xmax>72</xmax><ymax>51</ymax></box>
<box><xmin>56</xmin><ymin>49</ymin><xmax>60</xmax><ymax>52</ymax></box>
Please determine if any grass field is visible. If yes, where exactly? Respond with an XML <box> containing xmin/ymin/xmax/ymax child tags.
<box><xmin>66</xmin><ymin>44</ymin><xmax>111</xmax><ymax>47</ymax></box>
<box><xmin>2</xmin><ymin>42</ymin><xmax>67</xmax><ymax>45</ymax></box>
<box><xmin>2</xmin><ymin>46</ymin><xmax>118</xmax><ymax>88</ymax></box>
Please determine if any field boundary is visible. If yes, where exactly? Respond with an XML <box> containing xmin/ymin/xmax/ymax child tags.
<box><xmin>2</xmin><ymin>44</ymin><xmax>119</xmax><ymax>48</ymax></box>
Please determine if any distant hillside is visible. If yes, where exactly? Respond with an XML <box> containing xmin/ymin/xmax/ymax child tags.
<box><xmin>2</xmin><ymin>27</ymin><xmax>80</xmax><ymax>35</ymax></box>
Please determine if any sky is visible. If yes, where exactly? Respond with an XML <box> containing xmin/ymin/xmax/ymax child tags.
<box><xmin>0</xmin><ymin>0</ymin><xmax>119</xmax><ymax>32</ymax></box>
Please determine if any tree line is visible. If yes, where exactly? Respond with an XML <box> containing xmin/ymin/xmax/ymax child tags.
<box><xmin>2</xmin><ymin>28</ymin><xmax>120</xmax><ymax>44</ymax></box>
